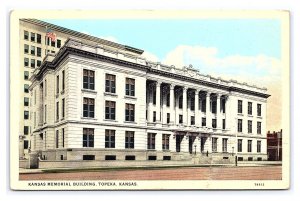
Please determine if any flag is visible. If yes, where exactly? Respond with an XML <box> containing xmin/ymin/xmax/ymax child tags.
<box><xmin>46</xmin><ymin>28</ymin><xmax>56</xmax><ymax>42</ymax></box>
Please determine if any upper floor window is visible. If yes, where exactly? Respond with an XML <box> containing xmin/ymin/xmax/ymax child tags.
<box><xmin>30</xmin><ymin>46</ymin><xmax>35</xmax><ymax>55</ymax></box>
<box><xmin>222</xmin><ymin>138</ymin><xmax>228</xmax><ymax>153</ymax></box>
<box><xmin>30</xmin><ymin>59</ymin><xmax>35</xmax><ymax>68</ymax></box>
<box><xmin>24</xmin><ymin>126</ymin><xmax>29</xmax><ymax>135</ymax></box>
<box><xmin>57</xmin><ymin>39</ymin><xmax>61</xmax><ymax>48</ymax></box>
<box><xmin>212</xmin><ymin>119</ymin><xmax>217</xmax><ymax>128</ymax></box>
<box><xmin>24</xmin><ymin>31</ymin><xmax>29</xmax><ymax>40</ymax></box>
<box><xmin>248</xmin><ymin>120</ymin><xmax>252</xmax><ymax>134</ymax></box>
<box><xmin>62</xmin><ymin>99</ymin><xmax>65</xmax><ymax>119</ymax></box>
<box><xmin>83</xmin><ymin>98</ymin><xmax>95</xmax><ymax>118</ymax></box>
<box><xmin>105</xmin><ymin>130</ymin><xmax>115</xmax><ymax>148</ymax></box>
<box><xmin>211</xmin><ymin>100</ymin><xmax>216</xmax><ymax>114</ymax></box>
<box><xmin>257</xmin><ymin>140</ymin><xmax>261</xmax><ymax>153</ymax></box>
<box><xmin>83</xmin><ymin>69</ymin><xmax>95</xmax><ymax>90</ymax></box>
<box><xmin>62</xmin><ymin>70</ymin><xmax>65</xmax><ymax>91</ymax></box>
<box><xmin>201</xmin><ymin>99</ymin><xmax>206</xmax><ymax>112</ymax></box>
<box><xmin>24</xmin><ymin>84</ymin><xmax>29</xmax><ymax>93</ymax></box>
<box><xmin>222</xmin><ymin>119</ymin><xmax>226</xmax><ymax>130</ymax></box>
<box><xmin>238</xmin><ymin>119</ymin><xmax>243</xmax><ymax>132</ymax></box>
<box><xmin>257</xmin><ymin>104</ymin><xmax>262</xmax><ymax>116</ymax></box>
<box><xmin>179</xmin><ymin>95</ymin><xmax>183</xmax><ymax>109</ymax></box>
<box><xmin>162</xmin><ymin>134</ymin><xmax>170</xmax><ymax>150</ymax></box>
<box><xmin>83</xmin><ymin>128</ymin><xmax>94</xmax><ymax>147</ymax></box>
<box><xmin>37</xmin><ymin>60</ymin><xmax>42</xmax><ymax>67</ymax></box>
<box><xmin>238</xmin><ymin>100</ymin><xmax>243</xmax><ymax>113</ymax></box>
<box><xmin>24</xmin><ymin>71</ymin><xmax>29</xmax><ymax>80</ymax></box>
<box><xmin>238</xmin><ymin>139</ymin><xmax>242</xmax><ymax>152</ymax></box>
<box><xmin>125</xmin><ymin>131</ymin><xmax>134</xmax><ymax>149</ymax></box>
<box><xmin>30</xmin><ymin>32</ymin><xmax>35</xmax><ymax>42</ymax></box>
<box><xmin>51</xmin><ymin>40</ymin><xmax>55</xmax><ymax>47</ymax></box>
<box><xmin>202</xmin><ymin>117</ymin><xmax>206</xmax><ymax>127</ymax></box>
<box><xmin>125</xmin><ymin>78</ymin><xmax>135</xmax><ymax>96</ymax></box>
<box><xmin>37</xmin><ymin>47</ymin><xmax>42</xmax><ymax>57</ymax></box>
<box><xmin>24</xmin><ymin>97</ymin><xmax>29</xmax><ymax>106</ymax></box>
<box><xmin>191</xmin><ymin>116</ymin><xmax>195</xmax><ymax>125</ymax></box>
<box><xmin>56</xmin><ymin>75</ymin><xmax>59</xmax><ymax>94</ymax></box>
<box><xmin>247</xmin><ymin>140</ymin><xmax>252</xmax><ymax>152</ymax></box>
<box><xmin>257</xmin><ymin>122</ymin><xmax>262</xmax><ymax>134</ymax></box>
<box><xmin>221</xmin><ymin>98</ymin><xmax>226</xmax><ymax>113</ymax></box>
<box><xmin>166</xmin><ymin>93</ymin><xmax>170</xmax><ymax>107</ymax></box>
<box><xmin>24</xmin><ymin>111</ymin><xmax>29</xmax><ymax>119</ymax></box>
<box><xmin>37</xmin><ymin>34</ymin><xmax>41</xmax><ymax>43</ymax></box>
<box><xmin>24</xmin><ymin>58</ymin><xmax>29</xmax><ymax>67</ymax></box>
<box><xmin>147</xmin><ymin>133</ymin><xmax>156</xmax><ymax>149</ymax></box>
<box><xmin>105</xmin><ymin>74</ymin><xmax>116</xmax><ymax>93</ymax></box>
<box><xmin>190</xmin><ymin>96</ymin><xmax>195</xmax><ymax>111</ymax></box>
<box><xmin>24</xmin><ymin>44</ymin><xmax>29</xmax><ymax>54</ymax></box>
<box><xmin>248</xmin><ymin>102</ymin><xmax>252</xmax><ymax>115</ymax></box>
<box><xmin>105</xmin><ymin>101</ymin><xmax>116</xmax><ymax>120</ymax></box>
<box><xmin>212</xmin><ymin>137</ymin><xmax>218</xmax><ymax>152</ymax></box>
<box><xmin>179</xmin><ymin>114</ymin><xmax>183</xmax><ymax>124</ymax></box>
<box><xmin>125</xmin><ymin>103</ymin><xmax>135</xmax><ymax>122</ymax></box>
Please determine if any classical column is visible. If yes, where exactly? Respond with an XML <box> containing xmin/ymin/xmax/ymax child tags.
<box><xmin>225</xmin><ymin>95</ymin><xmax>230</xmax><ymax>130</ymax></box>
<box><xmin>169</xmin><ymin>84</ymin><xmax>175</xmax><ymax>124</ymax></box>
<box><xmin>217</xmin><ymin>94</ymin><xmax>222</xmax><ymax>129</ymax></box>
<box><xmin>156</xmin><ymin>81</ymin><xmax>161</xmax><ymax>123</ymax></box>
<box><xmin>182</xmin><ymin>87</ymin><xmax>188</xmax><ymax>125</ymax></box>
<box><xmin>206</xmin><ymin>92</ymin><xmax>211</xmax><ymax>128</ymax></box>
<box><xmin>195</xmin><ymin>89</ymin><xmax>200</xmax><ymax>126</ymax></box>
<box><xmin>148</xmin><ymin>84</ymin><xmax>153</xmax><ymax>122</ymax></box>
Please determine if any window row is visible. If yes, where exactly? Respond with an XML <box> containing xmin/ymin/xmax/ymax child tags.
<box><xmin>237</xmin><ymin>139</ymin><xmax>262</xmax><ymax>153</ymax></box>
<box><xmin>24</xmin><ymin>58</ymin><xmax>42</xmax><ymax>68</ymax></box>
<box><xmin>24</xmin><ymin>44</ymin><xmax>42</xmax><ymax>57</ymax></box>
<box><xmin>211</xmin><ymin>138</ymin><xmax>229</xmax><ymax>153</ymax></box>
<box><xmin>83</xmin><ymin>70</ymin><xmax>136</xmax><ymax>97</ymax></box>
<box><xmin>56</xmin><ymin>70</ymin><xmax>65</xmax><ymax>94</ymax></box>
<box><xmin>55</xmin><ymin>99</ymin><xmax>65</xmax><ymax>122</ymax></box>
<box><xmin>46</xmin><ymin>37</ymin><xmax>61</xmax><ymax>48</ymax></box>
<box><xmin>237</xmin><ymin>119</ymin><xmax>262</xmax><ymax>134</ymax></box>
<box><xmin>24</xmin><ymin>31</ymin><xmax>41</xmax><ymax>44</ymax></box>
<box><xmin>238</xmin><ymin>100</ymin><xmax>262</xmax><ymax>116</ymax></box>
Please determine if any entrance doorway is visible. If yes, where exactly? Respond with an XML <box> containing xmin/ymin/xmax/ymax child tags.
<box><xmin>176</xmin><ymin>135</ymin><xmax>183</xmax><ymax>152</ymax></box>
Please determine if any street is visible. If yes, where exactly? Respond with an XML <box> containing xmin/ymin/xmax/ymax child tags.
<box><xmin>19</xmin><ymin>165</ymin><xmax>282</xmax><ymax>180</ymax></box>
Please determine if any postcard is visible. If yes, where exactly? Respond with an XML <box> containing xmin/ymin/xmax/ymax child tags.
<box><xmin>10</xmin><ymin>10</ymin><xmax>290</xmax><ymax>190</ymax></box>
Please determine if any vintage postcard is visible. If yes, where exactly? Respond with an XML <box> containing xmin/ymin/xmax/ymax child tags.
<box><xmin>10</xmin><ymin>10</ymin><xmax>290</xmax><ymax>190</ymax></box>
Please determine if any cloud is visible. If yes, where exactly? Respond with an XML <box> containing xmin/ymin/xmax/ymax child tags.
<box><xmin>142</xmin><ymin>51</ymin><xmax>159</xmax><ymax>62</ymax></box>
<box><xmin>160</xmin><ymin>45</ymin><xmax>283</xmax><ymax>131</ymax></box>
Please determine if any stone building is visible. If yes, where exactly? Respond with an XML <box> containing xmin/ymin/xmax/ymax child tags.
<box><xmin>29</xmin><ymin>37</ymin><xmax>270</xmax><ymax>167</ymax></box>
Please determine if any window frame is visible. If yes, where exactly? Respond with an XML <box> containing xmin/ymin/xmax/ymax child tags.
<box><xmin>125</xmin><ymin>131</ymin><xmax>134</xmax><ymax>149</ymax></box>
<box><xmin>105</xmin><ymin>129</ymin><xmax>115</xmax><ymax>148</ymax></box>
<box><xmin>125</xmin><ymin>103</ymin><xmax>135</xmax><ymax>122</ymax></box>
<box><xmin>83</xmin><ymin>128</ymin><xmax>94</xmax><ymax>148</ymax></box>
<box><xmin>147</xmin><ymin>133</ymin><xmax>156</xmax><ymax>150</ymax></box>
<box><xmin>162</xmin><ymin>134</ymin><xmax>170</xmax><ymax>150</ymax></box>
<box><xmin>125</xmin><ymin>78</ymin><xmax>135</xmax><ymax>96</ymax></box>
<box><xmin>105</xmin><ymin>74</ymin><xmax>116</xmax><ymax>93</ymax></box>
<box><xmin>83</xmin><ymin>69</ymin><xmax>95</xmax><ymax>90</ymax></box>
<box><xmin>105</xmin><ymin>101</ymin><xmax>116</xmax><ymax>120</ymax></box>
<box><xmin>83</xmin><ymin>98</ymin><xmax>95</xmax><ymax>118</ymax></box>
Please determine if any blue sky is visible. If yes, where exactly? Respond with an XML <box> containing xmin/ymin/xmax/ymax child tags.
<box><xmin>44</xmin><ymin>19</ymin><xmax>281</xmax><ymax>60</ymax></box>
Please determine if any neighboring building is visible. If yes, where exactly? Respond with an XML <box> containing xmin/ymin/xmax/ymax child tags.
<box><xmin>19</xmin><ymin>19</ymin><xmax>143</xmax><ymax>159</ymax></box>
<box><xmin>29</xmin><ymin>36</ymin><xmax>270</xmax><ymax>166</ymax></box>
<box><xmin>267</xmin><ymin>130</ymin><xmax>282</xmax><ymax>161</ymax></box>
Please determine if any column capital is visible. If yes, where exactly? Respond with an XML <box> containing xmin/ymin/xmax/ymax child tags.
<box><xmin>206</xmin><ymin>91</ymin><xmax>211</xmax><ymax>97</ymax></box>
<box><xmin>182</xmin><ymin>86</ymin><xmax>188</xmax><ymax>91</ymax></box>
<box><xmin>195</xmin><ymin>88</ymin><xmax>201</xmax><ymax>94</ymax></box>
<box><xmin>156</xmin><ymin>81</ymin><xmax>162</xmax><ymax>87</ymax></box>
<box><xmin>217</xmin><ymin>93</ymin><xmax>222</xmax><ymax>98</ymax></box>
<box><xmin>169</xmin><ymin>83</ymin><xmax>176</xmax><ymax>90</ymax></box>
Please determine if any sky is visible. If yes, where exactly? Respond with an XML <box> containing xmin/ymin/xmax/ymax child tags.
<box><xmin>44</xmin><ymin>19</ymin><xmax>282</xmax><ymax>131</ymax></box>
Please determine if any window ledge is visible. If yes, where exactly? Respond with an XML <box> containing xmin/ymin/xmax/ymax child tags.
<box><xmin>237</xmin><ymin>113</ymin><xmax>244</xmax><ymax>116</ymax></box>
<box><xmin>248</xmin><ymin>115</ymin><xmax>253</xmax><ymax>117</ymax></box>
<box><xmin>81</xmin><ymin>117</ymin><xmax>97</xmax><ymax>120</ymax></box>
<box><xmin>124</xmin><ymin>95</ymin><xmax>137</xmax><ymax>100</ymax></box>
<box><xmin>257</xmin><ymin>116</ymin><xmax>263</xmax><ymax>119</ymax></box>
<box><xmin>82</xmin><ymin>89</ymin><xmax>97</xmax><ymax>94</ymax></box>
<box><xmin>104</xmin><ymin>92</ymin><xmax>118</xmax><ymax>97</ymax></box>
<box><xmin>124</xmin><ymin>121</ymin><xmax>137</xmax><ymax>124</ymax></box>
<box><xmin>103</xmin><ymin>119</ymin><xmax>118</xmax><ymax>122</ymax></box>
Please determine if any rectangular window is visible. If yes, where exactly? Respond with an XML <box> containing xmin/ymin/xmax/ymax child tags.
<box><xmin>166</xmin><ymin>93</ymin><xmax>170</xmax><ymax>107</ymax></box>
<box><xmin>257</xmin><ymin>122</ymin><xmax>262</xmax><ymax>134</ymax></box>
<box><xmin>222</xmin><ymin>138</ymin><xmax>228</xmax><ymax>152</ymax></box>
<box><xmin>57</xmin><ymin>39</ymin><xmax>61</xmax><ymax>48</ymax></box>
<box><xmin>105</xmin><ymin>74</ymin><xmax>116</xmax><ymax>93</ymax></box>
<box><xmin>248</xmin><ymin>102</ymin><xmax>252</xmax><ymax>115</ymax></box>
<box><xmin>45</xmin><ymin>79</ymin><xmax>47</xmax><ymax>97</ymax></box>
<box><xmin>24</xmin><ymin>140</ymin><xmax>29</xmax><ymax>149</ymax></box>
<box><xmin>24</xmin><ymin>71</ymin><xmax>29</xmax><ymax>80</ymax></box>
<box><xmin>248</xmin><ymin>140</ymin><xmax>252</xmax><ymax>152</ymax></box>
<box><xmin>56</xmin><ymin>101</ymin><xmax>59</xmax><ymax>121</ymax></box>
<box><xmin>105</xmin><ymin>155</ymin><xmax>116</xmax><ymax>160</ymax></box>
<box><xmin>125</xmin><ymin>155</ymin><xmax>136</xmax><ymax>160</ymax></box>
<box><xmin>83</xmin><ymin>155</ymin><xmax>95</xmax><ymax>160</ymax></box>
<box><xmin>24</xmin><ymin>126</ymin><xmax>29</xmax><ymax>135</ymax></box>
<box><xmin>37</xmin><ymin>60</ymin><xmax>42</xmax><ymax>67</ymax></box>
<box><xmin>56</xmin><ymin>75</ymin><xmax>59</xmax><ymax>94</ymax></box>
<box><xmin>44</xmin><ymin>105</ymin><xmax>47</xmax><ymax>123</ymax></box>
<box><xmin>125</xmin><ymin>131</ymin><xmax>134</xmax><ymax>149</ymax></box>
<box><xmin>147</xmin><ymin>133</ymin><xmax>156</xmax><ymax>149</ymax></box>
<box><xmin>83</xmin><ymin>69</ymin><xmax>95</xmax><ymax>90</ymax></box>
<box><xmin>30</xmin><ymin>59</ymin><xmax>35</xmax><ymax>68</ymax></box>
<box><xmin>83</xmin><ymin>128</ymin><xmax>94</xmax><ymax>147</ymax></box>
<box><xmin>257</xmin><ymin>141</ymin><xmax>261</xmax><ymax>153</ymax></box>
<box><xmin>179</xmin><ymin>96</ymin><xmax>183</xmax><ymax>109</ymax></box>
<box><xmin>56</xmin><ymin>130</ymin><xmax>59</xmax><ymax>148</ymax></box>
<box><xmin>24</xmin><ymin>31</ymin><xmax>29</xmax><ymax>40</ymax></box>
<box><xmin>51</xmin><ymin>40</ymin><xmax>55</xmax><ymax>47</ymax></box>
<box><xmin>248</xmin><ymin>120</ymin><xmax>252</xmax><ymax>133</ymax></box>
<box><xmin>238</xmin><ymin>139</ymin><xmax>243</xmax><ymax>152</ymax></box>
<box><xmin>212</xmin><ymin>137</ymin><xmax>218</xmax><ymax>152</ymax></box>
<box><xmin>125</xmin><ymin>103</ymin><xmax>134</xmax><ymax>122</ymax></box>
<box><xmin>162</xmin><ymin>134</ymin><xmax>170</xmax><ymax>150</ymax></box>
<box><xmin>179</xmin><ymin>114</ymin><xmax>183</xmax><ymax>124</ymax></box>
<box><xmin>24</xmin><ymin>58</ymin><xmax>29</xmax><ymax>67</ymax></box>
<box><xmin>37</xmin><ymin>34</ymin><xmax>41</xmax><ymax>43</ymax></box>
<box><xmin>202</xmin><ymin>117</ymin><xmax>206</xmax><ymax>127</ymax></box>
<box><xmin>125</xmin><ymin>78</ymin><xmax>135</xmax><ymax>96</ymax></box>
<box><xmin>62</xmin><ymin>99</ymin><xmax>65</xmax><ymax>119</ymax></box>
<box><xmin>105</xmin><ymin>130</ymin><xmax>115</xmax><ymax>148</ymax></box>
<box><xmin>201</xmin><ymin>99</ymin><xmax>206</xmax><ymax>112</ymax></box>
<box><xmin>83</xmin><ymin>98</ymin><xmax>95</xmax><ymax>118</ymax></box>
<box><xmin>24</xmin><ymin>97</ymin><xmax>29</xmax><ymax>106</ymax></box>
<box><xmin>191</xmin><ymin>116</ymin><xmax>195</xmax><ymax>125</ymax></box>
<box><xmin>153</xmin><ymin>111</ymin><xmax>156</xmax><ymax>122</ymax></box>
<box><xmin>37</xmin><ymin>47</ymin><xmax>42</xmax><ymax>57</ymax></box>
<box><xmin>212</xmin><ymin>119</ymin><xmax>217</xmax><ymax>128</ymax></box>
<box><xmin>238</xmin><ymin>119</ymin><xmax>243</xmax><ymax>132</ymax></box>
<box><xmin>190</xmin><ymin>97</ymin><xmax>195</xmax><ymax>111</ymax></box>
<box><xmin>105</xmin><ymin>101</ymin><xmax>116</xmax><ymax>120</ymax></box>
<box><xmin>222</xmin><ymin>119</ymin><xmax>226</xmax><ymax>129</ymax></box>
<box><xmin>62</xmin><ymin>70</ymin><xmax>65</xmax><ymax>91</ymax></box>
<box><xmin>30</xmin><ymin>32</ymin><xmax>35</xmax><ymax>42</ymax></box>
<box><xmin>30</xmin><ymin>46</ymin><xmax>35</xmax><ymax>55</ymax></box>
<box><xmin>24</xmin><ymin>84</ymin><xmax>29</xmax><ymax>93</ymax></box>
<box><xmin>221</xmin><ymin>99</ymin><xmax>226</xmax><ymax>113</ymax></box>
<box><xmin>167</xmin><ymin>113</ymin><xmax>170</xmax><ymax>124</ymax></box>
<box><xmin>257</xmin><ymin>104</ymin><xmax>262</xmax><ymax>116</ymax></box>
<box><xmin>238</xmin><ymin>100</ymin><xmax>243</xmax><ymax>113</ymax></box>
<box><xmin>24</xmin><ymin>44</ymin><xmax>29</xmax><ymax>54</ymax></box>
<box><xmin>212</xmin><ymin>101</ymin><xmax>216</xmax><ymax>114</ymax></box>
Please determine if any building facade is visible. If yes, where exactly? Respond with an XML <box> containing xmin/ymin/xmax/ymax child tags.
<box><xmin>267</xmin><ymin>130</ymin><xmax>282</xmax><ymax>161</ymax></box>
<box><xmin>19</xmin><ymin>19</ymin><xmax>143</xmax><ymax>159</ymax></box>
<box><xmin>29</xmin><ymin>37</ymin><xmax>270</xmax><ymax>166</ymax></box>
